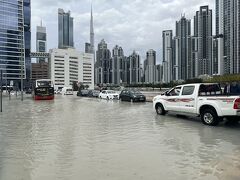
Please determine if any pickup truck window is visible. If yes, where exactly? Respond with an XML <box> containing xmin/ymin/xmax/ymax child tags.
<box><xmin>182</xmin><ymin>86</ymin><xmax>195</xmax><ymax>96</ymax></box>
<box><xmin>199</xmin><ymin>84</ymin><xmax>222</xmax><ymax>96</ymax></box>
<box><xmin>168</xmin><ymin>87</ymin><xmax>181</xmax><ymax>96</ymax></box>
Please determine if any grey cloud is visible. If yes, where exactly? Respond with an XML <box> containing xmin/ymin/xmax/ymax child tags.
<box><xmin>31</xmin><ymin>0</ymin><xmax>214</xmax><ymax>63</ymax></box>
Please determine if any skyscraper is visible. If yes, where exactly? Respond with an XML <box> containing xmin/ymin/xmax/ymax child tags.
<box><xmin>128</xmin><ymin>51</ymin><xmax>141</xmax><ymax>84</ymax></box>
<box><xmin>144</xmin><ymin>49</ymin><xmax>156</xmax><ymax>83</ymax></box>
<box><xmin>162</xmin><ymin>30</ymin><xmax>173</xmax><ymax>83</ymax></box>
<box><xmin>175</xmin><ymin>16</ymin><xmax>192</xmax><ymax>80</ymax></box>
<box><xmin>219</xmin><ymin>0</ymin><xmax>240</xmax><ymax>74</ymax></box>
<box><xmin>85</xmin><ymin>43</ymin><xmax>91</xmax><ymax>53</ymax></box>
<box><xmin>111</xmin><ymin>45</ymin><xmax>127</xmax><ymax>85</ymax></box>
<box><xmin>58</xmin><ymin>8</ymin><xmax>74</xmax><ymax>49</ymax></box>
<box><xmin>95</xmin><ymin>39</ymin><xmax>111</xmax><ymax>84</ymax></box>
<box><xmin>194</xmin><ymin>6</ymin><xmax>213</xmax><ymax>76</ymax></box>
<box><xmin>24</xmin><ymin>0</ymin><xmax>31</xmax><ymax>88</ymax></box>
<box><xmin>36</xmin><ymin>22</ymin><xmax>47</xmax><ymax>63</ymax></box>
<box><xmin>0</xmin><ymin>0</ymin><xmax>31</xmax><ymax>87</ymax></box>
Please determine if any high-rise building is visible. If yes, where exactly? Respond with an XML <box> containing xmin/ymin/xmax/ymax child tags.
<box><xmin>49</xmin><ymin>48</ymin><xmax>94</xmax><ymax>90</ymax></box>
<box><xmin>58</xmin><ymin>9</ymin><xmax>74</xmax><ymax>49</ymax></box>
<box><xmin>218</xmin><ymin>0</ymin><xmax>240</xmax><ymax>74</ymax></box>
<box><xmin>31</xmin><ymin>62</ymin><xmax>49</xmax><ymax>81</ymax></box>
<box><xmin>85</xmin><ymin>43</ymin><xmax>91</xmax><ymax>53</ymax></box>
<box><xmin>128</xmin><ymin>51</ymin><xmax>141</xmax><ymax>84</ymax></box>
<box><xmin>36</xmin><ymin>22</ymin><xmax>47</xmax><ymax>63</ymax></box>
<box><xmin>155</xmin><ymin>64</ymin><xmax>163</xmax><ymax>83</ymax></box>
<box><xmin>144</xmin><ymin>49</ymin><xmax>156</xmax><ymax>83</ymax></box>
<box><xmin>111</xmin><ymin>45</ymin><xmax>127</xmax><ymax>85</ymax></box>
<box><xmin>95</xmin><ymin>39</ymin><xmax>111</xmax><ymax>84</ymax></box>
<box><xmin>162</xmin><ymin>30</ymin><xmax>173</xmax><ymax>83</ymax></box>
<box><xmin>0</xmin><ymin>0</ymin><xmax>31</xmax><ymax>88</ymax></box>
<box><xmin>175</xmin><ymin>16</ymin><xmax>192</xmax><ymax>81</ymax></box>
<box><xmin>194</xmin><ymin>6</ymin><xmax>213</xmax><ymax>76</ymax></box>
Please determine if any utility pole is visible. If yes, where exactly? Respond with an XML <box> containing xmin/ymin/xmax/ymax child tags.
<box><xmin>20</xmin><ymin>1</ymin><xmax>24</xmax><ymax>102</ymax></box>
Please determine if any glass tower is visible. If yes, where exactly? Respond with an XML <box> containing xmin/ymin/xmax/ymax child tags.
<box><xmin>58</xmin><ymin>8</ymin><xmax>74</xmax><ymax>49</ymax></box>
<box><xmin>0</xmin><ymin>0</ymin><xmax>31</xmax><ymax>88</ymax></box>
<box><xmin>36</xmin><ymin>24</ymin><xmax>47</xmax><ymax>63</ymax></box>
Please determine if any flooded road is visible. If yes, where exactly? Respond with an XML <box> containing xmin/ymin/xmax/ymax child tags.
<box><xmin>0</xmin><ymin>95</ymin><xmax>240</xmax><ymax>180</ymax></box>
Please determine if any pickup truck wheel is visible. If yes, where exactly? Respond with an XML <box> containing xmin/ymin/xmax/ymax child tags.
<box><xmin>156</xmin><ymin>104</ymin><xmax>166</xmax><ymax>115</ymax></box>
<box><xmin>201</xmin><ymin>108</ymin><xmax>219</xmax><ymax>126</ymax></box>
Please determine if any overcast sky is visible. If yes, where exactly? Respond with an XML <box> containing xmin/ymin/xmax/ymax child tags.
<box><xmin>31</xmin><ymin>0</ymin><xmax>215</xmax><ymax>63</ymax></box>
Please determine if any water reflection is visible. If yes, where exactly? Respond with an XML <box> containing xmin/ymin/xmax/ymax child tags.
<box><xmin>0</xmin><ymin>96</ymin><xmax>239</xmax><ymax>180</ymax></box>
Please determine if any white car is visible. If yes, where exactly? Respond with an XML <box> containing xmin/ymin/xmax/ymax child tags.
<box><xmin>61</xmin><ymin>87</ymin><xmax>73</xmax><ymax>95</ymax></box>
<box><xmin>99</xmin><ymin>90</ymin><xmax>119</xmax><ymax>100</ymax></box>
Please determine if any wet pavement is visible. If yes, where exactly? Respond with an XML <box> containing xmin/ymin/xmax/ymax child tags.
<box><xmin>0</xmin><ymin>95</ymin><xmax>240</xmax><ymax>180</ymax></box>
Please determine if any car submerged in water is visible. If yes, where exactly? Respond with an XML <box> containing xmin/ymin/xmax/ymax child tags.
<box><xmin>119</xmin><ymin>90</ymin><xmax>146</xmax><ymax>102</ymax></box>
<box><xmin>99</xmin><ymin>90</ymin><xmax>119</xmax><ymax>100</ymax></box>
<box><xmin>77</xmin><ymin>89</ymin><xmax>89</xmax><ymax>97</ymax></box>
<box><xmin>88</xmin><ymin>90</ymin><xmax>100</xmax><ymax>98</ymax></box>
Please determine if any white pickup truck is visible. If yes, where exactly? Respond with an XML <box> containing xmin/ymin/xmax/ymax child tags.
<box><xmin>153</xmin><ymin>83</ymin><xmax>240</xmax><ymax>126</ymax></box>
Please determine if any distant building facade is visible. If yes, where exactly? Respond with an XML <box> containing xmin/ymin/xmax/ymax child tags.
<box><xmin>58</xmin><ymin>9</ymin><xmax>74</xmax><ymax>49</ymax></box>
<box><xmin>111</xmin><ymin>45</ymin><xmax>127</xmax><ymax>85</ymax></box>
<box><xmin>216</xmin><ymin>0</ymin><xmax>240</xmax><ymax>74</ymax></box>
<box><xmin>175</xmin><ymin>16</ymin><xmax>192</xmax><ymax>80</ymax></box>
<box><xmin>155</xmin><ymin>64</ymin><xmax>163</xmax><ymax>83</ymax></box>
<box><xmin>144</xmin><ymin>49</ymin><xmax>156</xmax><ymax>83</ymax></box>
<box><xmin>85</xmin><ymin>43</ymin><xmax>91</xmax><ymax>53</ymax></box>
<box><xmin>31</xmin><ymin>62</ymin><xmax>49</xmax><ymax>81</ymax></box>
<box><xmin>194</xmin><ymin>6</ymin><xmax>213</xmax><ymax>77</ymax></box>
<box><xmin>36</xmin><ymin>24</ymin><xmax>47</xmax><ymax>63</ymax></box>
<box><xmin>162</xmin><ymin>30</ymin><xmax>173</xmax><ymax>83</ymax></box>
<box><xmin>129</xmin><ymin>51</ymin><xmax>141</xmax><ymax>84</ymax></box>
<box><xmin>49</xmin><ymin>48</ymin><xmax>94</xmax><ymax>90</ymax></box>
<box><xmin>95</xmin><ymin>39</ymin><xmax>111</xmax><ymax>84</ymax></box>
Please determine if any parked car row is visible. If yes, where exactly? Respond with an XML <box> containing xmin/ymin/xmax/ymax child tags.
<box><xmin>77</xmin><ymin>89</ymin><xmax>146</xmax><ymax>102</ymax></box>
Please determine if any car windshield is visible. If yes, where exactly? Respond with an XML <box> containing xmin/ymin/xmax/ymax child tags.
<box><xmin>107</xmin><ymin>91</ymin><xmax>115</xmax><ymax>94</ymax></box>
<box><xmin>132</xmin><ymin>91</ymin><xmax>142</xmax><ymax>95</ymax></box>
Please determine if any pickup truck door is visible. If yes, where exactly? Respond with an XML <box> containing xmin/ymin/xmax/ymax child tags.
<box><xmin>164</xmin><ymin>86</ymin><xmax>182</xmax><ymax>111</ymax></box>
<box><xmin>179</xmin><ymin>85</ymin><xmax>196</xmax><ymax>114</ymax></box>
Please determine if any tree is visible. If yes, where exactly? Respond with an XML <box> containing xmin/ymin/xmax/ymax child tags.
<box><xmin>72</xmin><ymin>81</ymin><xmax>79</xmax><ymax>91</ymax></box>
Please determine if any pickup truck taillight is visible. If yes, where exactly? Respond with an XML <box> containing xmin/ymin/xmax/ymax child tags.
<box><xmin>233</xmin><ymin>98</ymin><xmax>240</xmax><ymax>109</ymax></box>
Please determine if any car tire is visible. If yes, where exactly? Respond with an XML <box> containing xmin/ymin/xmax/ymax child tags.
<box><xmin>156</xmin><ymin>103</ymin><xmax>166</xmax><ymax>115</ymax></box>
<box><xmin>201</xmin><ymin>108</ymin><xmax>219</xmax><ymax>126</ymax></box>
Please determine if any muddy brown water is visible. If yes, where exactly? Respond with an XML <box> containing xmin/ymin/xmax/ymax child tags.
<box><xmin>0</xmin><ymin>95</ymin><xmax>239</xmax><ymax>180</ymax></box>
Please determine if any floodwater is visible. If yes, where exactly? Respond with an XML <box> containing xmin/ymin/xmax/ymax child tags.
<box><xmin>0</xmin><ymin>95</ymin><xmax>240</xmax><ymax>180</ymax></box>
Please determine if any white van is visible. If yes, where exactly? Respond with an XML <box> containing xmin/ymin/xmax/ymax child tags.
<box><xmin>62</xmin><ymin>87</ymin><xmax>73</xmax><ymax>95</ymax></box>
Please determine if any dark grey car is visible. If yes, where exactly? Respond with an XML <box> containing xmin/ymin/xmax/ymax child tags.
<box><xmin>88</xmin><ymin>90</ymin><xmax>100</xmax><ymax>97</ymax></box>
<box><xmin>119</xmin><ymin>90</ymin><xmax>146</xmax><ymax>102</ymax></box>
